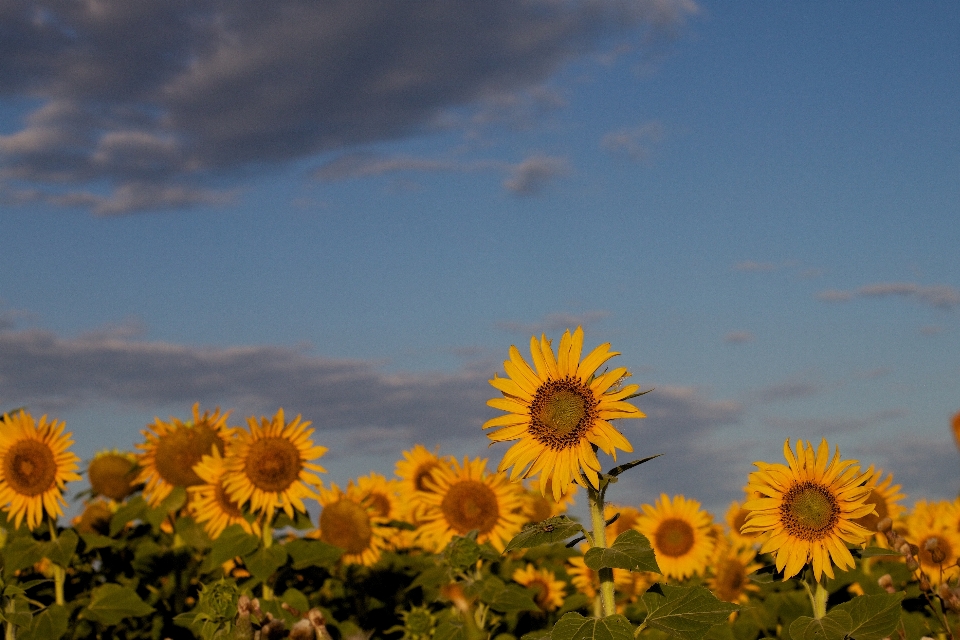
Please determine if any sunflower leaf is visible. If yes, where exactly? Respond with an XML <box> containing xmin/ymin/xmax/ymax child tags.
<box><xmin>81</xmin><ymin>583</ymin><xmax>155</xmax><ymax>626</ymax></box>
<box><xmin>504</xmin><ymin>516</ymin><xmax>587</xmax><ymax>552</ymax></box>
<box><xmin>830</xmin><ymin>592</ymin><xmax>905</xmax><ymax>640</ymax></box>
<box><xmin>470</xmin><ymin>576</ymin><xmax>540</xmax><ymax>613</ymax></box>
<box><xmin>641</xmin><ymin>584</ymin><xmax>739</xmax><ymax>640</ymax></box>
<box><xmin>43</xmin><ymin>529</ymin><xmax>78</xmax><ymax>567</ymax></box>
<box><xmin>19</xmin><ymin>604</ymin><xmax>69</xmax><ymax>640</ymax></box>
<box><xmin>583</xmin><ymin>530</ymin><xmax>660</xmax><ymax>574</ymax></box>
<box><xmin>854</xmin><ymin>547</ymin><xmax>901</xmax><ymax>559</ymax></box>
<box><xmin>604</xmin><ymin>455</ymin><xmax>663</xmax><ymax>478</ymax></box>
<box><xmin>109</xmin><ymin>496</ymin><xmax>149</xmax><ymax>537</ymax></box>
<box><xmin>204</xmin><ymin>524</ymin><xmax>260</xmax><ymax>569</ymax></box>
<box><xmin>434</xmin><ymin>619</ymin><xmax>467</xmax><ymax>640</ymax></box>
<box><xmin>551</xmin><ymin>612</ymin><xmax>634</xmax><ymax>640</ymax></box>
<box><xmin>788</xmin><ymin>612</ymin><xmax>852</xmax><ymax>640</ymax></box>
<box><xmin>243</xmin><ymin>544</ymin><xmax>288</xmax><ymax>581</ymax></box>
<box><xmin>285</xmin><ymin>538</ymin><xmax>343</xmax><ymax>569</ymax></box>
<box><xmin>2</xmin><ymin>536</ymin><xmax>46</xmax><ymax>577</ymax></box>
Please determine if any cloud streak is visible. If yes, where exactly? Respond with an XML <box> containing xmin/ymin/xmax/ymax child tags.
<box><xmin>817</xmin><ymin>282</ymin><xmax>960</xmax><ymax>310</ymax></box>
<box><xmin>0</xmin><ymin>0</ymin><xmax>697</xmax><ymax>213</ymax></box>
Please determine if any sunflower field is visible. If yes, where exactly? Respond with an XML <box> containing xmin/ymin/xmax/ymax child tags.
<box><xmin>0</xmin><ymin>327</ymin><xmax>957</xmax><ymax>640</ymax></box>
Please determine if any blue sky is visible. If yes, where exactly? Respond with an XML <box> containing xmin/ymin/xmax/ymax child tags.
<box><xmin>1</xmin><ymin>0</ymin><xmax>958</xmax><ymax>518</ymax></box>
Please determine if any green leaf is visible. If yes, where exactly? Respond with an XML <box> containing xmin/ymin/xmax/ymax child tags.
<box><xmin>79</xmin><ymin>532</ymin><xmax>116</xmax><ymax>551</ymax></box>
<box><xmin>855</xmin><ymin>547</ymin><xmax>901</xmax><ymax>559</ymax></box>
<box><xmin>504</xmin><ymin>516</ymin><xmax>587</xmax><ymax>552</ymax></box>
<box><xmin>831</xmin><ymin>592</ymin><xmax>905</xmax><ymax>640</ymax></box>
<box><xmin>605</xmin><ymin>455</ymin><xmax>663</xmax><ymax>478</ymax></box>
<box><xmin>273</xmin><ymin>509</ymin><xmax>314</xmax><ymax>530</ymax></box>
<box><xmin>788</xmin><ymin>612</ymin><xmax>852</xmax><ymax>640</ymax></box>
<box><xmin>109</xmin><ymin>496</ymin><xmax>148</xmax><ymax>536</ymax></box>
<box><xmin>472</xmin><ymin>576</ymin><xmax>539</xmax><ymax>613</ymax></box>
<box><xmin>81</xmin><ymin>583</ymin><xmax>155</xmax><ymax>626</ymax></box>
<box><xmin>0</xmin><ymin>595</ymin><xmax>33</xmax><ymax>628</ymax></box>
<box><xmin>280</xmin><ymin>588</ymin><xmax>310</xmax><ymax>616</ymax></box>
<box><xmin>205</xmin><ymin>524</ymin><xmax>261</xmax><ymax>568</ymax></box>
<box><xmin>144</xmin><ymin>486</ymin><xmax>187</xmax><ymax>532</ymax></box>
<box><xmin>445</xmin><ymin>536</ymin><xmax>483</xmax><ymax>570</ymax></box>
<box><xmin>2</xmin><ymin>536</ymin><xmax>46</xmax><ymax>576</ymax></box>
<box><xmin>434</xmin><ymin>619</ymin><xmax>468</xmax><ymax>640</ymax></box>
<box><xmin>284</xmin><ymin>538</ymin><xmax>343</xmax><ymax>569</ymax></box>
<box><xmin>551</xmin><ymin>612</ymin><xmax>635</xmax><ymax>640</ymax></box>
<box><xmin>43</xmin><ymin>529</ymin><xmax>78</xmax><ymax>567</ymax></box>
<box><xmin>641</xmin><ymin>585</ymin><xmax>740</xmax><ymax>640</ymax></box>
<box><xmin>521</xmin><ymin>630</ymin><xmax>552</xmax><ymax>640</ymax></box>
<box><xmin>243</xmin><ymin>545</ymin><xmax>288</xmax><ymax>582</ymax></box>
<box><xmin>584</xmin><ymin>530</ymin><xmax>660</xmax><ymax>574</ymax></box>
<box><xmin>20</xmin><ymin>604</ymin><xmax>69</xmax><ymax>640</ymax></box>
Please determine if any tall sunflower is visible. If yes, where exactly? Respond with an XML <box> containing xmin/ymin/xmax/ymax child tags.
<box><xmin>315</xmin><ymin>481</ymin><xmax>390</xmax><ymax>566</ymax></box>
<box><xmin>742</xmin><ymin>438</ymin><xmax>874</xmax><ymax>581</ymax></box>
<box><xmin>636</xmin><ymin>494</ymin><xmax>715</xmax><ymax>581</ymax></box>
<box><xmin>484</xmin><ymin>327</ymin><xmax>645</xmax><ymax>500</ymax></box>
<box><xmin>0</xmin><ymin>411</ymin><xmax>82</xmax><ymax>530</ymax></box>
<box><xmin>188</xmin><ymin>447</ymin><xmax>258</xmax><ymax>539</ymax></box>
<box><xmin>417</xmin><ymin>456</ymin><xmax>526</xmax><ymax>551</ymax></box>
<box><xmin>221</xmin><ymin>409</ymin><xmax>326</xmax><ymax>521</ymax></box>
<box><xmin>136</xmin><ymin>403</ymin><xmax>233</xmax><ymax>507</ymax></box>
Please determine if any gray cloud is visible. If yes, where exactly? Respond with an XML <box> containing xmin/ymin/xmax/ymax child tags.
<box><xmin>855</xmin><ymin>437</ymin><xmax>960</xmax><ymax>505</ymax></box>
<box><xmin>0</xmin><ymin>0</ymin><xmax>697</xmax><ymax>213</ymax></box>
<box><xmin>502</xmin><ymin>154</ymin><xmax>571</xmax><ymax>195</ymax></box>
<box><xmin>723</xmin><ymin>331</ymin><xmax>753</xmax><ymax>344</ymax></box>
<box><xmin>817</xmin><ymin>282</ymin><xmax>960</xmax><ymax>310</ymax></box>
<box><xmin>762</xmin><ymin>408</ymin><xmax>906</xmax><ymax>438</ymax></box>
<box><xmin>600</xmin><ymin>121</ymin><xmax>665</xmax><ymax>161</ymax></box>
<box><xmin>751</xmin><ymin>379</ymin><xmax>820</xmax><ymax>405</ymax></box>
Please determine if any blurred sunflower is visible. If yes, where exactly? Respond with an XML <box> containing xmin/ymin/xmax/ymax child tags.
<box><xmin>315</xmin><ymin>481</ymin><xmax>390</xmax><ymax>566</ymax></box>
<box><xmin>484</xmin><ymin>327</ymin><xmax>645</xmax><ymax>501</ymax></box>
<box><xmin>520</xmin><ymin>477</ymin><xmax>577</xmax><ymax>524</ymax></box>
<box><xmin>604</xmin><ymin>503</ymin><xmax>642</xmax><ymax>542</ymax></box>
<box><xmin>512</xmin><ymin>563</ymin><xmax>566</xmax><ymax>612</ymax></box>
<box><xmin>637</xmin><ymin>494</ymin><xmax>714</xmax><ymax>581</ymax></box>
<box><xmin>87</xmin><ymin>450</ymin><xmax>140</xmax><ymax>501</ymax></box>
<box><xmin>71</xmin><ymin>498</ymin><xmax>115</xmax><ymax>535</ymax></box>
<box><xmin>567</xmin><ymin>547</ymin><xmax>651</xmax><ymax>612</ymax></box>
<box><xmin>905</xmin><ymin>501</ymin><xmax>960</xmax><ymax>586</ymax></box>
<box><xmin>188</xmin><ymin>447</ymin><xmax>258</xmax><ymax>539</ymax></box>
<box><xmin>222</xmin><ymin>409</ymin><xmax>326</xmax><ymax>521</ymax></box>
<box><xmin>417</xmin><ymin>456</ymin><xmax>526</xmax><ymax>551</ymax></box>
<box><xmin>853</xmin><ymin>467</ymin><xmax>905</xmax><ymax>543</ymax></box>
<box><xmin>0</xmin><ymin>411</ymin><xmax>82</xmax><ymax>530</ymax></box>
<box><xmin>136</xmin><ymin>403</ymin><xmax>232</xmax><ymax>507</ymax></box>
<box><xmin>354</xmin><ymin>472</ymin><xmax>403</xmax><ymax>548</ymax></box>
<box><xmin>707</xmin><ymin>538</ymin><xmax>762</xmax><ymax>605</ymax></box>
<box><xmin>725</xmin><ymin>501</ymin><xmax>759</xmax><ymax>548</ymax></box>
<box><xmin>742</xmin><ymin>439</ymin><xmax>874</xmax><ymax>581</ymax></box>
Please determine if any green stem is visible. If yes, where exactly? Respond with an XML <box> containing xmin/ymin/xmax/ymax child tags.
<box><xmin>804</xmin><ymin>577</ymin><xmax>828</xmax><ymax>620</ymax></box>
<box><xmin>588</xmin><ymin>487</ymin><xmax>615</xmax><ymax>617</ymax></box>
<box><xmin>261</xmin><ymin>519</ymin><xmax>274</xmax><ymax>601</ymax></box>
<box><xmin>47</xmin><ymin>520</ymin><xmax>65</xmax><ymax>606</ymax></box>
<box><xmin>4</xmin><ymin>599</ymin><xmax>14</xmax><ymax>640</ymax></box>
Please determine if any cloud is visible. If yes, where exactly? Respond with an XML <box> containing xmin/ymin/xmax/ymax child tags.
<box><xmin>750</xmin><ymin>379</ymin><xmax>820</xmax><ymax>404</ymax></box>
<box><xmin>817</xmin><ymin>282</ymin><xmax>960</xmax><ymax>310</ymax></box>
<box><xmin>502</xmin><ymin>154</ymin><xmax>571</xmax><ymax>195</ymax></box>
<box><xmin>855</xmin><ymin>437</ymin><xmax>960</xmax><ymax>505</ymax></box>
<box><xmin>762</xmin><ymin>408</ymin><xmax>906</xmax><ymax>437</ymax></box>
<box><xmin>495</xmin><ymin>311</ymin><xmax>611</xmax><ymax>335</ymax></box>
<box><xmin>732</xmin><ymin>260</ymin><xmax>778</xmax><ymax>272</ymax></box>
<box><xmin>723</xmin><ymin>331</ymin><xmax>753</xmax><ymax>344</ymax></box>
<box><xmin>0</xmin><ymin>0</ymin><xmax>697</xmax><ymax>214</ymax></box>
<box><xmin>600</xmin><ymin>121</ymin><xmax>665</xmax><ymax>161</ymax></box>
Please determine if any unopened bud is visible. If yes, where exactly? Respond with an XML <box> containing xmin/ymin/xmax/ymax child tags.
<box><xmin>899</xmin><ymin>542</ymin><xmax>914</xmax><ymax>557</ymax></box>
<box><xmin>876</xmin><ymin>517</ymin><xmax>893</xmax><ymax>533</ymax></box>
<box><xmin>878</xmin><ymin>574</ymin><xmax>895</xmax><ymax>593</ymax></box>
<box><xmin>906</xmin><ymin>556</ymin><xmax>919</xmax><ymax>571</ymax></box>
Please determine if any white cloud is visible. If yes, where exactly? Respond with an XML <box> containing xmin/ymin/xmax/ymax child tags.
<box><xmin>502</xmin><ymin>154</ymin><xmax>571</xmax><ymax>195</ymax></box>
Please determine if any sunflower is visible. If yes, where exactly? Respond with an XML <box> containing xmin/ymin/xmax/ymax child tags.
<box><xmin>222</xmin><ymin>409</ymin><xmax>326</xmax><ymax>521</ymax></box>
<box><xmin>636</xmin><ymin>494</ymin><xmax>714</xmax><ymax>581</ymax></box>
<box><xmin>484</xmin><ymin>327</ymin><xmax>645</xmax><ymax>501</ymax></box>
<box><xmin>605</xmin><ymin>503</ymin><xmax>642</xmax><ymax>542</ymax></box>
<box><xmin>394</xmin><ymin>445</ymin><xmax>454</xmax><ymax>523</ymax></box>
<box><xmin>87</xmin><ymin>450</ymin><xmax>140</xmax><ymax>501</ymax></box>
<box><xmin>512</xmin><ymin>563</ymin><xmax>566</xmax><ymax>612</ymax></box>
<box><xmin>853</xmin><ymin>467</ymin><xmax>905</xmax><ymax>543</ymax></box>
<box><xmin>0</xmin><ymin>411</ymin><xmax>82</xmax><ymax>530</ymax></box>
<box><xmin>742</xmin><ymin>438</ymin><xmax>874</xmax><ymax>581</ymax></box>
<box><xmin>904</xmin><ymin>500</ymin><xmax>960</xmax><ymax>586</ymax></box>
<box><xmin>71</xmin><ymin>499</ymin><xmax>115</xmax><ymax>535</ymax></box>
<box><xmin>520</xmin><ymin>477</ymin><xmax>577</xmax><ymax>524</ymax></box>
<box><xmin>354</xmin><ymin>472</ymin><xmax>403</xmax><ymax>548</ymax></box>
<box><xmin>725</xmin><ymin>501</ymin><xmax>759</xmax><ymax>548</ymax></box>
<box><xmin>417</xmin><ymin>456</ymin><xmax>526</xmax><ymax>551</ymax></box>
<box><xmin>707</xmin><ymin>537</ymin><xmax>762</xmax><ymax>605</ymax></box>
<box><xmin>188</xmin><ymin>447</ymin><xmax>258</xmax><ymax>539</ymax></box>
<box><xmin>567</xmin><ymin>546</ymin><xmax>653</xmax><ymax>611</ymax></box>
<box><xmin>136</xmin><ymin>403</ymin><xmax>233</xmax><ymax>507</ymax></box>
<box><xmin>315</xmin><ymin>481</ymin><xmax>390</xmax><ymax>566</ymax></box>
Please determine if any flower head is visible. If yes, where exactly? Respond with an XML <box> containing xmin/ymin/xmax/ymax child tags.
<box><xmin>485</xmin><ymin>327</ymin><xmax>644</xmax><ymax>500</ymax></box>
<box><xmin>636</xmin><ymin>494</ymin><xmax>714</xmax><ymax>581</ymax></box>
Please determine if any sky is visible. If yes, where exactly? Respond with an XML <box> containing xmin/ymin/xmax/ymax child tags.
<box><xmin>1</xmin><ymin>0</ymin><xmax>959</xmax><ymax>521</ymax></box>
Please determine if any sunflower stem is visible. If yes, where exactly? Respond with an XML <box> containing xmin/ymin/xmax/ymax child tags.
<box><xmin>47</xmin><ymin>519</ymin><xmax>65</xmax><ymax>606</ymax></box>
<box><xmin>4</xmin><ymin>599</ymin><xmax>15</xmax><ymax>640</ymax></box>
<box><xmin>261</xmin><ymin>519</ymin><xmax>274</xmax><ymax>601</ymax></box>
<box><xmin>588</xmin><ymin>486</ymin><xmax>616</xmax><ymax>618</ymax></box>
<box><xmin>804</xmin><ymin>576</ymin><xmax>829</xmax><ymax>619</ymax></box>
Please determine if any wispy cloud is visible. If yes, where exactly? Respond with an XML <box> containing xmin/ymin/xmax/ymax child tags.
<box><xmin>750</xmin><ymin>379</ymin><xmax>820</xmax><ymax>405</ymax></box>
<box><xmin>763</xmin><ymin>408</ymin><xmax>906</xmax><ymax>437</ymax></box>
<box><xmin>0</xmin><ymin>0</ymin><xmax>697</xmax><ymax>214</ymax></box>
<box><xmin>600</xmin><ymin>121</ymin><xmax>665</xmax><ymax>162</ymax></box>
<box><xmin>817</xmin><ymin>282</ymin><xmax>960</xmax><ymax>310</ymax></box>
<box><xmin>723</xmin><ymin>331</ymin><xmax>753</xmax><ymax>344</ymax></box>
<box><xmin>502</xmin><ymin>154</ymin><xmax>571</xmax><ymax>195</ymax></box>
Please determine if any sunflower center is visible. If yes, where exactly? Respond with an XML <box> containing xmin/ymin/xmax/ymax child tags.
<box><xmin>654</xmin><ymin>517</ymin><xmax>695</xmax><ymax>557</ymax></box>
<box><xmin>714</xmin><ymin>558</ymin><xmax>746</xmax><ymax>603</ymax></box>
<box><xmin>320</xmin><ymin>499</ymin><xmax>373</xmax><ymax>555</ymax></box>
<box><xmin>244</xmin><ymin>437</ymin><xmax>303</xmax><ymax>492</ymax></box>
<box><xmin>528</xmin><ymin>578</ymin><xmax>551</xmax><ymax>610</ymax></box>
<box><xmin>528</xmin><ymin>495</ymin><xmax>554</xmax><ymax>523</ymax></box>
<box><xmin>154</xmin><ymin>425</ymin><xmax>224</xmax><ymax>487</ymax></box>
<box><xmin>4</xmin><ymin>439</ymin><xmax>57</xmax><ymax>497</ymax></box>
<box><xmin>365</xmin><ymin>492</ymin><xmax>391</xmax><ymax>518</ymax></box>
<box><xmin>440</xmin><ymin>480</ymin><xmax>500</xmax><ymax>535</ymax></box>
<box><xmin>414</xmin><ymin>462</ymin><xmax>441</xmax><ymax>491</ymax></box>
<box><xmin>780</xmin><ymin>481</ymin><xmax>839</xmax><ymax>540</ymax></box>
<box><xmin>214</xmin><ymin>482</ymin><xmax>244</xmax><ymax>519</ymax></box>
<box><xmin>529</xmin><ymin>378</ymin><xmax>598</xmax><ymax>449</ymax></box>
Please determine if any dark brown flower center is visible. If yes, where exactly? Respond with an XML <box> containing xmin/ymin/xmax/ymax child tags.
<box><xmin>4</xmin><ymin>439</ymin><xmax>57</xmax><ymax>496</ymax></box>
<box><xmin>654</xmin><ymin>517</ymin><xmax>695</xmax><ymax>557</ymax></box>
<box><xmin>780</xmin><ymin>481</ymin><xmax>839</xmax><ymax>541</ymax></box>
<box><xmin>320</xmin><ymin>499</ymin><xmax>373</xmax><ymax>554</ymax></box>
<box><xmin>713</xmin><ymin>557</ymin><xmax>747</xmax><ymax>603</ymax></box>
<box><xmin>154</xmin><ymin>424</ymin><xmax>224</xmax><ymax>487</ymax></box>
<box><xmin>441</xmin><ymin>480</ymin><xmax>500</xmax><ymax>535</ymax></box>
<box><xmin>214</xmin><ymin>481</ymin><xmax>244</xmax><ymax>519</ymax></box>
<box><xmin>529</xmin><ymin>378</ymin><xmax>598</xmax><ymax>449</ymax></box>
<box><xmin>414</xmin><ymin>461</ymin><xmax>442</xmax><ymax>491</ymax></box>
<box><xmin>88</xmin><ymin>453</ymin><xmax>139</xmax><ymax>501</ymax></box>
<box><xmin>244</xmin><ymin>437</ymin><xmax>302</xmax><ymax>492</ymax></box>
<box><xmin>364</xmin><ymin>492</ymin><xmax>391</xmax><ymax>518</ymax></box>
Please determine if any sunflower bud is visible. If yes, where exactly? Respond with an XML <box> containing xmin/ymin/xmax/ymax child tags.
<box><xmin>925</xmin><ymin>537</ymin><xmax>947</xmax><ymax>564</ymax></box>
<box><xmin>876</xmin><ymin>517</ymin><xmax>893</xmax><ymax>533</ymax></box>
<box><xmin>878</xmin><ymin>574</ymin><xmax>895</xmax><ymax>593</ymax></box>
